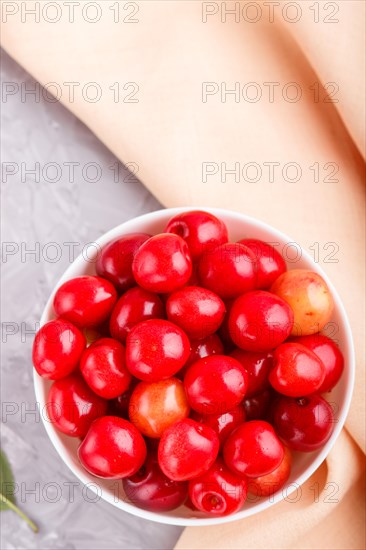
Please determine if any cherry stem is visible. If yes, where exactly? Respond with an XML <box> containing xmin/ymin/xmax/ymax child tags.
<box><xmin>0</xmin><ymin>494</ymin><xmax>38</xmax><ymax>533</ymax></box>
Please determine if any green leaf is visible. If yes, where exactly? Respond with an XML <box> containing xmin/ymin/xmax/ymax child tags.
<box><xmin>0</xmin><ymin>449</ymin><xmax>38</xmax><ymax>532</ymax></box>
<box><xmin>0</xmin><ymin>449</ymin><xmax>16</xmax><ymax>510</ymax></box>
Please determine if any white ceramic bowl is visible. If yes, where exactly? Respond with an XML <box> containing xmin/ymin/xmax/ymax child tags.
<box><xmin>34</xmin><ymin>207</ymin><xmax>354</xmax><ymax>526</ymax></box>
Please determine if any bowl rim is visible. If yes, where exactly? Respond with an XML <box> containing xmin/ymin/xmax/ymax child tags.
<box><xmin>33</xmin><ymin>206</ymin><xmax>355</xmax><ymax>526</ymax></box>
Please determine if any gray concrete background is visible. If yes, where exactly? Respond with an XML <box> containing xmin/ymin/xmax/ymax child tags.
<box><xmin>1</xmin><ymin>49</ymin><xmax>183</xmax><ymax>550</ymax></box>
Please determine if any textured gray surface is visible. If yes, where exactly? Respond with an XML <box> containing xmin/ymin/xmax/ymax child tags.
<box><xmin>1</xmin><ymin>49</ymin><xmax>183</xmax><ymax>550</ymax></box>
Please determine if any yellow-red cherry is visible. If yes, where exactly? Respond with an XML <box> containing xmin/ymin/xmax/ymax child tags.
<box><xmin>129</xmin><ymin>378</ymin><xmax>190</xmax><ymax>438</ymax></box>
<box><xmin>248</xmin><ymin>446</ymin><xmax>292</xmax><ymax>497</ymax></box>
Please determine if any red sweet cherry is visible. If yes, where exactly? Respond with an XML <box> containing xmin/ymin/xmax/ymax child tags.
<box><xmin>269</xmin><ymin>343</ymin><xmax>325</xmax><ymax>397</ymax></box>
<box><xmin>192</xmin><ymin>404</ymin><xmax>246</xmax><ymax>446</ymax></box>
<box><xmin>230</xmin><ymin>348</ymin><xmax>273</xmax><ymax>397</ymax></box>
<box><xmin>223</xmin><ymin>420</ymin><xmax>284</xmax><ymax>478</ymax></box>
<box><xmin>238</xmin><ymin>238</ymin><xmax>286</xmax><ymax>289</ymax></box>
<box><xmin>272</xmin><ymin>394</ymin><xmax>334</xmax><ymax>452</ymax></box>
<box><xmin>185</xmin><ymin>334</ymin><xmax>225</xmax><ymax>368</ymax></box>
<box><xmin>78</xmin><ymin>416</ymin><xmax>147</xmax><ymax>478</ymax></box>
<box><xmin>248</xmin><ymin>446</ymin><xmax>292</xmax><ymax>497</ymax></box>
<box><xmin>189</xmin><ymin>457</ymin><xmax>247</xmax><ymax>516</ymax></box>
<box><xmin>53</xmin><ymin>276</ymin><xmax>117</xmax><ymax>328</ymax></box>
<box><xmin>109</xmin><ymin>287</ymin><xmax>165</xmax><ymax>343</ymax></box>
<box><xmin>165</xmin><ymin>210</ymin><xmax>229</xmax><ymax>261</ymax></box>
<box><xmin>132</xmin><ymin>234</ymin><xmax>192</xmax><ymax>293</ymax></box>
<box><xmin>291</xmin><ymin>334</ymin><xmax>344</xmax><ymax>393</ymax></box>
<box><xmin>184</xmin><ymin>355</ymin><xmax>248</xmax><ymax>414</ymax></box>
<box><xmin>198</xmin><ymin>243</ymin><xmax>257</xmax><ymax>299</ymax></box>
<box><xmin>158</xmin><ymin>419</ymin><xmax>219</xmax><ymax>481</ymax></box>
<box><xmin>166</xmin><ymin>286</ymin><xmax>226</xmax><ymax>340</ymax></box>
<box><xmin>178</xmin><ymin>333</ymin><xmax>225</xmax><ymax>378</ymax></box>
<box><xmin>228</xmin><ymin>291</ymin><xmax>294</xmax><ymax>352</ymax></box>
<box><xmin>48</xmin><ymin>374</ymin><xmax>107</xmax><ymax>437</ymax></box>
<box><xmin>243</xmin><ymin>389</ymin><xmax>272</xmax><ymax>421</ymax></box>
<box><xmin>126</xmin><ymin>319</ymin><xmax>191</xmax><ymax>382</ymax></box>
<box><xmin>80</xmin><ymin>337</ymin><xmax>131</xmax><ymax>399</ymax></box>
<box><xmin>96</xmin><ymin>233</ymin><xmax>151</xmax><ymax>293</ymax></box>
<box><xmin>123</xmin><ymin>452</ymin><xmax>188</xmax><ymax>512</ymax></box>
<box><xmin>33</xmin><ymin>319</ymin><xmax>86</xmax><ymax>380</ymax></box>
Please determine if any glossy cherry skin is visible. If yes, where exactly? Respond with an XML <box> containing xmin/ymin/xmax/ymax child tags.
<box><xmin>33</xmin><ymin>319</ymin><xmax>86</xmax><ymax>380</ymax></box>
<box><xmin>158</xmin><ymin>419</ymin><xmax>219</xmax><ymax>481</ymax></box>
<box><xmin>123</xmin><ymin>452</ymin><xmax>188</xmax><ymax>512</ymax></box>
<box><xmin>47</xmin><ymin>374</ymin><xmax>108</xmax><ymax>437</ymax></box>
<box><xmin>291</xmin><ymin>334</ymin><xmax>344</xmax><ymax>393</ymax></box>
<box><xmin>269</xmin><ymin>343</ymin><xmax>325</xmax><ymax>397</ymax></box>
<box><xmin>198</xmin><ymin>243</ymin><xmax>257</xmax><ymax>299</ymax></box>
<box><xmin>184</xmin><ymin>355</ymin><xmax>248</xmax><ymax>414</ymax></box>
<box><xmin>238</xmin><ymin>238</ymin><xmax>287</xmax><ymax>289</ymax></box>
<box><xmin>126</xmin><ymin>320</ymin><xmax>191</xmax><ymax>382</ymax></box>
<box><xmin>270</xmin><ymin>269</ymin><xmax>334</xmax><ymax>336</ymax></box>
<box><xmin>192</xmin><ymin>404</ymin><xmax>246</xmax><ymax>446</ymax></box>
<box><xmin>223</xmin><ymin>420</ymin><xmax>284</xmax><ymax>478</ymax></box>
<box><xmin>53</xmin><ymin>276</ymin><xmax>117</xmax><ymax>328</ymax></box>
<box><xmin>80</xmin><ymin>337</ymin><xmax>131</xmax><ymax>399</ymax></box>
<box><xmin>230</xmin><ymin>349</ymin><xmax>272</xmax><ymax>398</ymax></box>
<box><xmin>243</xmin><ymin>389</ymin><xmax>272</xmax><ymax>421</ymax></box>
<box><xmin>166</xmin><ymin>286</ymin><xmax>226</xmax><ymax>340</ymax></box>
<box><xmin>248</xmin><ymin>446</ymin><xmax>292</xmax><ymax>497</ymax></box>
<box><xmin>189</xmin><ymin>457</ymin><xmax>247</xmax><ymax>516</ymax></box>
<box><xmin>132</xmin><ymin>233</ymin><xmax>192</xmax><ymax>293</ymax></box>
<box><xmin>109</xmin><ymin>287</ymin><xmax>165</xmax><ymax>344</ymax></box>
<box><xmin>96</xmin><ymin>233</ymin><xmax>151</xmax><ymax>293</ymax></box>
<box><xmin>228</xmin><ymin>291</ymin><xmax>294</xmax><ymax>352</ymax></box>
<box><xmin>272</xmin><ymin>395</ymin><xmax>334</xmax><ymax>452</ymax></box>
<box><xmin>165</xmin><ymin>210</ymin><xmax>229</xmax><ymax>262</ymax></box>
<box><xmin>178</xmin><ymin>333</ymin><xmax>224</xmax><ymax>378</ymax></box>
<box><xmin>78</xmin><ymin>416</ymin><xmax>147</xmax><ymax>479</ymax></box>
<box><xmin>128</xmin><ymin>378</ymin><xmax>190</xmax><ymax>438</ymax></box>
<box><xmin>186</xmin><ymin>334</ymin><xmax>225</xmax><ymax>367</ymax></box>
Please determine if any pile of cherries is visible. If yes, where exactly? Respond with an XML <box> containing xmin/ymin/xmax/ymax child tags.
<box><xmin>33</xmin><ymin>210</ymin><xmax>344</xmax><ymax>517</ymax></box>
